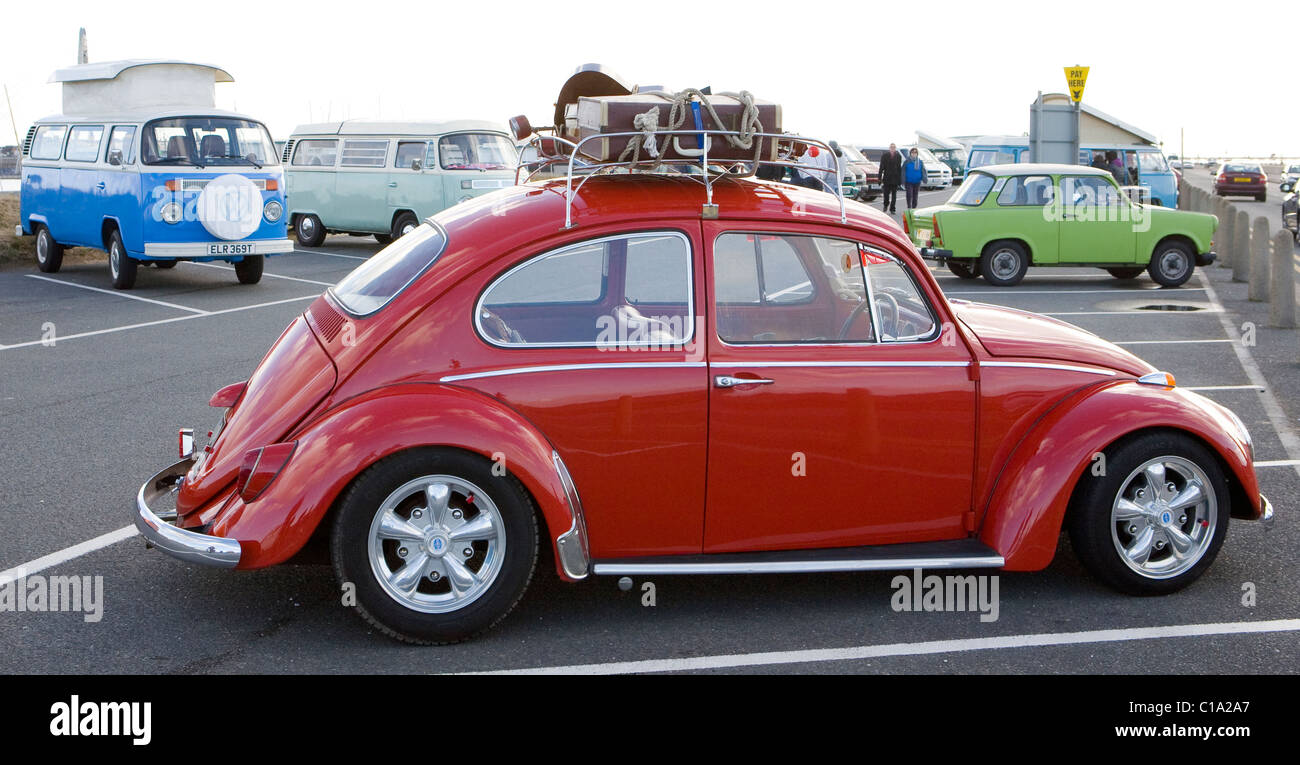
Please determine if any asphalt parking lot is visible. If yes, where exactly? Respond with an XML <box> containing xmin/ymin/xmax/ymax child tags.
<box><xmin>1</xmin><ymin>183</ymin><xmax>1297</xmax><ymax>675</ymax></box>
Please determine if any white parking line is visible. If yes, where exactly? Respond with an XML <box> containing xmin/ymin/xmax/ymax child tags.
<box><xmin>1045</xmin><ymin>309</ymin><xmax>1220</xmax><ymax>316</ymax></box>
<box><xmin>0</xmin><ymin>294</ymin><xmax>317</xmax><ymax>351</ymax></box>
<box><xmin>1116</xmin><ymin>339</ymin><xmax>1232</xmax><ymax>345</ymax></box>
<box><xmin>0</xmin><ymin>525</ymin><xmax>137</xmax><ymax>586</ymax></box>
<box><xmin>1256</xmin><ymin>459</ymin><xmax>1300</xmax><ymax>468</ymax></box>
<box><xmin>466</xmin><ymin>619</ymin><xmax>1300</xmax><ymax>674</ymax></box>
<box><xmin>1184</xmin><ymin>384</ymin><xmax>1263</xmax><ymax>391</ymax></box>
<box><xmin>945</xmin><ymin>288</ymin><xmax>1207</xmax><ymax>296</ymax></box>
<box><xmin>293</xmin><ymin>247</ymin><xmax>367</xmax><ymax>260</ymax></box>
<box><xmin>26</xmin><ymin>274</ymin><xmax>209</xmax><ymax>315</ymax></box>
<box><xmin>182</xmin><ymin>261</ymin><xmax>335</xmax><ymax>287</ymax></box>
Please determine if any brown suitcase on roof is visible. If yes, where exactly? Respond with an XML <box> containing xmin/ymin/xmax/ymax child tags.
<box><xmin>575</xmin><ymin>92</ymin><xmax>782</xmax><ymax>163</ymax></box>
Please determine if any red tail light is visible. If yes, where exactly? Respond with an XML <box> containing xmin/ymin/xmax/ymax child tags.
<box><xmin>209</xmin><ymin>381</ymin><xmax>248</xmax><ymax>408</ymax></box>
<box><xmin>932</xmin><ymin>214</ymin><xmax>942</xmax><ymax>244</ymax></box>
<box><xmin>902</xmin><ymin>215</ymin><xmax>910</xmax><ymax>234</ymax></box>
<box><xmin>236</xmin><ymin>442</ymin><xmax>297</xmax><ymax>502</ymax></box>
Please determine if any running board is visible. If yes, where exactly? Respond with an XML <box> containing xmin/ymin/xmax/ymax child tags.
<box><xmin>591</xmin><ymin>539</ymin><xmax>1004</xmax><ymax>576</ymax></box>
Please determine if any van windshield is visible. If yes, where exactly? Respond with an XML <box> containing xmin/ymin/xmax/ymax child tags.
<box><xmin>141</xmin><ymin>117</ymin><xmax>279</xmax><ymax>167</ymax></box>
<box><xmin>330</xmin><ymin>223</ymin><xmax>447</xmax><ymax>315</ymax></box>
<box><xmin>438</xmin><ymin>133</ymin><xmax>517</xmax><ymax>170</ymax></box>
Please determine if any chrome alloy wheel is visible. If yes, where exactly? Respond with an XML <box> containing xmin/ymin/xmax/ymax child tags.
<box><xmin>36</xmin><ymin>231</ymin><xmax>49</xmax><ymax>264</ymax></box>
<box><xmin>299</xmin><ymin>216</ymin><xmax>315</xmax><ymax>236</ymax></box>
<box><xmin>367</xmin><ymin>475</ymin><xmax>506</xmax><ymax>613</ymax></box>
<box><xmin>1111</xmin><ymin>456</ymin><xmax>1216</xmax><ymax>579</ymax></box>
<box><xmin>989</xmin><ymin>247</ymin><xmax>1021</xmax><ymax>279</ymax></box>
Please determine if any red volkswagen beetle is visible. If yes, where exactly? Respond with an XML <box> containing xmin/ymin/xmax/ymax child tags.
<box><xmin>135</xmin><ymin>171</ymin><xmax>1272</xmax><ymax>644</ymax></box>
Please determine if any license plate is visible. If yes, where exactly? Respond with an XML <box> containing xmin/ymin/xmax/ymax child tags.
<box><xmin>916</xmin><ymin>229</ymin><xmax>932</xmax><ymax>241</ymax></box>
<box><xmin>208</xmin><ymin>243</ymin><xmax>254</xmax><ymax>255</ymax></box>
<box><xmin>1233</xmin><ymin>177</ymin><xmax>1252</xmax><ymax>183</ymax></box>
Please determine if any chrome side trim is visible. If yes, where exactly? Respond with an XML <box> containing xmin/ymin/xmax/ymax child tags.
<box><xmin>708</xmin><ymin>360</ymin><xmax>969</xmax><ymax>369</ymax></box>
<box><xmin>592</xmin><ymin>554</ymin><xmax>1005</xmax><ymax>576</ymax></box>
<box><xmin>441</xmin><ymin>361</ymin><xmax>706</xmax><ymax>383</ymax></box>
<box><xmin>981</xmin><ymin>361</ymin><xmax>1117</xmax><ymax>377</ymax></box>
<box><xmin>551</xmin><ymin>450</ymin><xmax>590</xmax><ymax>580</ymax></box>
<box><xmin>135</xmin><ymin>458</ymin><xmax>241</xmax><ymax>568</ymax></box>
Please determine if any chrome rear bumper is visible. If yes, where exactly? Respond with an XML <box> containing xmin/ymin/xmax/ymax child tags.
<box><xmin>135</xmin><ymin>458</ymin><xmax>241</xmax><ymax>568</ymax></box>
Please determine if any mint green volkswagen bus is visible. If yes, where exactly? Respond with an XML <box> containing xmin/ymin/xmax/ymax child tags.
<box><xmin>283</xmin><ymin>120</ymin><xmax>516</xmax><ymax>246</ymax></box>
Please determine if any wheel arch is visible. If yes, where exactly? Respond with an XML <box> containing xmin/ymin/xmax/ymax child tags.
<box><xmin>100</xmin><ymin>216</ymin><xmax>122</xmax><ymax>250</ymax></box>
<box><xmin>390</xmin><ymin>208</ymin><xmax>417</xmax><ymax>230</ymax></box>
<box><xmin>980</xmin><ymin>236</ymin><xmax>1033</xmax><ymax>264</ymax></box>
<box><xmin>1151</xmin><ymin>232</ymin><xmax>1199</xmax><ymax>262</ymax></box>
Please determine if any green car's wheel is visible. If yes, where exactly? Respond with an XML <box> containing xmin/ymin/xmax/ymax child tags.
<box><xmin>1106</xmin><ymin>267</ymin><xmax>1145</xmax><ymax>280</ymax></box>
<box><xmin>947</xmin><ymin>260</ymin><xmax>979</xmax><ymax>279</ymax></box>
<box><xmin>979</xmin><ymin>240</ymin><xmax>1029</xmax><ymax>287</ymax></box>
<box><xmin>1148</xmin><ymin>240</ymin><xmax>1194</xmax><ymax>288</ymax></box>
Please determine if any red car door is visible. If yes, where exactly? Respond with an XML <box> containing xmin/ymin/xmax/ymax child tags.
<box><xmin>702</xmin><ymin>223</ymin><xmax>977</xmax><ymax>553</ymax></box>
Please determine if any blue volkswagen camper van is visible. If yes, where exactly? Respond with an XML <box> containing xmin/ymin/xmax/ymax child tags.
<box><xmin>16</xmin><ymin>60</ymin><xmax>293</xmax><ymax>289</ymax></box>
<box><xmin>966</xmin><ymin>135</ymin><xmax>1179</xmax><ymax>208</ymax></box>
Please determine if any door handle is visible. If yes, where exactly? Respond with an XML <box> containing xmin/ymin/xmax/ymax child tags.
<box><xmin>714</xmin><ymin>375</ymin><xmax>775</xmax><ymax>388</ymax></box>
<box><xmin>387</xmin><ymin>181</ymin><xmax>398</xmax><ymax>188</ymax></box>
<box><xmin>95</xmin><ymin>182</ymin><xmax>106</xmax><ymax>190</ymax></box>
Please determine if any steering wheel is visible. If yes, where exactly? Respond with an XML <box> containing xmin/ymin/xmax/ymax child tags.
<box><xmin>873</xmin><ymin>291</ymin><xmax>900</xmax><ymax>339</ymax></box>
<box><xmin>836</xmin><ymin>301</ymin><xmax>872</xmax><ymax>341</ymax></box>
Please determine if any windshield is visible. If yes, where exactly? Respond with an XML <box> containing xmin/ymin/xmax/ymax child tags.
<box><xmin>951</xmin><ymin>172</ymin><xmax>995</xmax><ymax>205</ymax></box>
<box><xmin>438</xmin><ymin>133</ymin><xmax>517</xmax><ymax>170</ymax></box>
<box><xmin>841</xmin><ymin>146</ymin><xmax>867</xmax><ymax>162</ymax></box>
<box><xmin>1137</xmin><ymin>151</ymin><xmax>1169</xmax><ymax>172</ymax></box>
<box><xmin>142</xmin><ymin>117</ymin><xmax>278</xmax><ymax>167</ymax></box>
<box><xmin>330</xmin><ymin>224</ymin><xmax>447</xmax><ymax>315</ymax></box>
<box><xmin>968</xmin><ymin>148</ymin><xmax>1019</xmax><ymax>169</ymax></box>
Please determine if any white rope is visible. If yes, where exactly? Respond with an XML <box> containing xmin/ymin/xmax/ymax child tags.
<box><xmin>616</xmin><ymin>88</ymin><xmax>766</xmax><ymax>168</ymax></box>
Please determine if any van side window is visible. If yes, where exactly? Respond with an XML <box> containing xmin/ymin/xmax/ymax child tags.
<box><xmin>65</xmin><ymin>126</ymin><xmax>105</xmax><ymax>162</ymax></box>
<box><xmin>292</xmin><ymin>139</ymin><xmax>338</xmax><ymax>167</ymax></box>
<box><xmin>395</xmin><ymin>141</ymin><xmax>426</xmax><ymax>170</ymax></box>
<box><xmin>30</xmin><ymin>125</ymin><xmax>68</xmax><ymax>160</ymax></box>
<box><xmin>107</xmin><ymin>126</ymin><xmax>137</xmax><ymax>164</ymax></box>
<box><xmin>340</xmin><ymin>139</ymin><xmax>389</xmax><ymax>168</ymax></box>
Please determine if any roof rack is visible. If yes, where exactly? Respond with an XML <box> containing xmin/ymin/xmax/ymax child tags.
<box><xmin>516</xmin><ymin>129</ymin><xmax>847</xmax><ymax>229</ymax></box>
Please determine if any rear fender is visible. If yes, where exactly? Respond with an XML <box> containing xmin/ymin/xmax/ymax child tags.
<box><xmin>209</xmin><ymin>384</ymin><xmax>585</xmax><ymax>579</ymax></box>
<box><xmin>979</xmin><ymin>382</ymin><xmax>1258</xmax><ymax>570</ymax></box>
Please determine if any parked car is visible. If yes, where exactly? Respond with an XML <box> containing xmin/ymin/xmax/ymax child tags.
<box><xmin>1279</xmin><ymin>163</ymin><xmax>1300</xmax><ymax>186</ymax></box>
<box><xmin>284</xmin><ymin>120</ymin><xmax>517</xmax><ymax>246</ymax></box>
<box><xmin>904</xmin><ymin>163</ymin><xmax>1217</xmax><ymax>287</ymax></box>
<box><xmin>16</xmin><ymin>60</ymin><xmax>292</xmax><ymax>289</ymax></box>
<box><xmin>1214</xmin><ymin>160</ymin><xmax>1267</xmax><ymax>201</ymax></box>
<box><xmin>839</xmin><ymin>144</ymin><xmax>880</xmax><ymax>201</ymax></box>
<box><xmin>134</xmin><ymin>161</ymin><xmax>1269</xmax><ymax>644</ymax></box>
<box><xmin>967</xmin><ymin>137</ymin><xmax>1180</xmax><ymax>208</ymax></box>
<box><xmin>1282</xmin><ymin>178</ymin><xmax>1299</xmax><ymax>242</ymax></box>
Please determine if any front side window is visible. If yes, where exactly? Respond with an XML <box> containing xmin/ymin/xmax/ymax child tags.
<box><xmin>107</xmin><ymin>126</ymin><xmax>137</xmax><ymax>164</ymax></box>
<box><xmin>395</xmin><ymin>141</ymin><xmax>427</xmax><ymax>169</ymax></box>
<box><xmin>863</xmin><ymin>251</ymin><xmax>938</xmax><ymax>342</ymax></box>
<box><xmin>141</xmin><ymin>117</ymin><xmax>278</xmax><ymax>166</ymax></box>
<box><xmin>997</xmin><ymin>175</ymin><xmax>1055</xmax><ymax>206</ymax></box>
<box><xmin>340</xmin><ymin>139</ymin><xmax>389</xmax><ymax>168</ymax></box>
<box><xmin>1062</xmin><ymin>175</ymin><xmax>1123</xmax><ymax>206</ymax></box>
<box><xmin>1137</xmin><ymin>151</ymin><xmax>1169</xmax><ymax>173</ymax></box>
<box><xmin>65</xmin><ymin>126</ymin><xmax>104</xmax><ymax>162</ymax></box>
<box><xmin>952</xmin><ymin>172</ymin><xmax>995</xmax><ymax>205</ymax></box>
<box><xmin>477</xmin><ymin>232</ymin><xmax>692</xmax><ymax>347</ymax></box>
<box><xmin>292</xmin><ymin>139</ymin><xmax>338</xmax><ymax>166</ymax></box>
<box><xmin>30</xmin><ymin>125</ymin><xmax>67</xmax><ymax>160</ymax></box>
<box><xmin>330</xmin><ymin>223</ymin><xmax>446</xmax><ymax>315</ymax></box>
<box><xmin>438</xmin><ymin>133</ymin><xmax>516</xmax><ymax>170</ymax></box>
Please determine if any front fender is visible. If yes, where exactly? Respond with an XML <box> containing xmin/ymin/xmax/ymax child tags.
<box><xmin>208</xmin><ymin>384</ymin><xmax>583</xmax><ymax>578</ymax></box>
<box><xmin>979</xmin><ymin>381</ymin><xmax>1258</xmax><ymax>571</ymax></box>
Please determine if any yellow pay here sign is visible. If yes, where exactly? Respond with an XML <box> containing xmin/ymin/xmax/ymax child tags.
<box><xmin>1064</xmin><ymin>66</ymin><xmax>1090</xmax><ymax>102</ymax></box>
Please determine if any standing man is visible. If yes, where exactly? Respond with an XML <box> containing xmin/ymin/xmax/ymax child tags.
<box><xmin>879</xmin><ymin>143</ymin><xmax>903</xmax><ymax>214</ymax></box>
<box><xmin>903</xmin><ymin>147</ymin><xmax>925</xmax><ymax>209</ymax></box>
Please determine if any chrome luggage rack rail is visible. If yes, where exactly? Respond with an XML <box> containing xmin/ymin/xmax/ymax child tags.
<box><xmin>515</xmin><ymin>129</ymin><xmax>848</xmax><ymax>228</ymax></box>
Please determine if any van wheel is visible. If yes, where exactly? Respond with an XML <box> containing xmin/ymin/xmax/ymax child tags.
<box><xmin>35</xmin><ymin>226</ymin><xmax>64</xmax><ymax>273</ymax></box>
<box><xmin>108</xmin><ymin>230</ymin><xmax>137</xmax><ymax>290</ymax></box>
<box><xmin>330</xmin><ymin>448</ymin><xmax>538</xmax><ymax>644</ymax></box>
<box><xmin>1148</xmin><ymin>240</ymin><xmax>1194</xmax><ymax>287</ymax></box>
<box><xmin>154</xmin><ymin>259</ymin><xmax>178</xmax><ymax>269</ymax></box>
<box><xmin>1067</xmin><ymin>431</ymin><xmax>1228</xmax><ymax>595</ymax></box>
<box><xmin>392</xmin><ymin>212</ymin><xmax>420</xmax><ymax>241</ymax></box>
<box><xmin>1106</xmin><ymin>267</ymin><xmax>1145</xmax><ymax>280</ymax></box>
<box><xmin>295</xmin><ymin>214</ymin><xmax>326</xmax><ymax>247</ymax></box>
<box><xmin>980</xmin><ymin>240</ymin><xmax>1029</xmax><ymax>286</ymax></box>
<box><xmin>234</xmin><ymin>255</ymin><xmax>264</xmax><ymax>285</ymax></box>
<box><xmin>374</xmin><ymin>234</ymin><xmax>393</xmax><ymax>245</ymax></box>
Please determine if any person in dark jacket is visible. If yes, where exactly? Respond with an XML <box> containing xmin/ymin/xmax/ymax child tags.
<box><xmin>1106</xmin><ymin>151</ymin><xmax>1127</xmax><ymax>186</ymax></box>
<box><xmin>903</xmin><ymin>148</ymin><xmax>925</xmax><ymax>209</ymax></box>
<box><xmin>879</xmin><ymin>143</ymin><xmax>903</xmax><ymax>214</ymax></box>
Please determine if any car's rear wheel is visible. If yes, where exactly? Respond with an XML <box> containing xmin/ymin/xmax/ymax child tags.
<box><xmin>947</xmin><ymin>260</ymin><xmax>979</xmax><ymax>279</ymax></box>
<box><xmin>979</xmin><ymin>240</ymin><xmax>1029</xmax><ymax>286</ymax></box>
<box><xmin>234</xmin><ymin>255</ymin><xmax>263</xmax><ymax>284</ymax></box>
<box><xmin>108</xmin><ymin>229</ymin><xmax>137</xmax><ymax>290</ymax></box>
<box><xmin>374</xmin><ymin>233</ymin><xmax>393</xmax><ymax>245</ymax></box>
<box><xmin>1148</xmin><ymin>240</ymin><xmax>1194</xmax><ymax>287</ymax></box>
<box><xmin>34</xmin><ymin>226</ymin><xmax>64</xmax><ymax>273</ymax></box>
<box><xmin>1068</xmin><ymin>431</ymin><xmax>1228</xmax><ymax>595</ymax></box>
<box><xmin>1106</xmin><ymin>267</ymin><xmax>1145</xmax><ymax>280</ymax></box>
<box><xmin>331</xmin><ymin>448</ymin><xmax>538</xmax><ymax>644</ymax></box>
<box><xmin>1256</xmin><ymin>192</ymin><xmax>1266</xmax><ymax>202</ymax></box>
<box><xmin>295</xmin><ymin>214</ymin><xmax>326</xmax><ymax>247</ymax></box>
<box><xmin>391</xmin><ymin>212</ymin><xmax>419</xmax><ymax>241</ymax></box>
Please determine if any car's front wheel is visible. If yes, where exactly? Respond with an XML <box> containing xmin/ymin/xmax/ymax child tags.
<box><xmin>331</xmin><ymin>448</ymin><xmax>538</xmax><ymax>644</ymax></box>
<box><xmin>1148</xmin><ymin>240</ymin><xmax>1194</xmax><ymax>287</ymax></box>
<box><xmin>234</xmin><ymin>255</ymin><xmax>263</xmax><ymax>284</ymax></box>
<box><xmin>980</xmin><ymin>240</ymin><xmax>1029</xmax><ymax>286</ymax></box>
<box><xmin>35</xmin><ymin>226</ymin><xmax>65</xmax><ymax>273</ymax></box>
<box><xmin>295</xmin><ymin>214</ymin><xmax>326</xmax><ymax>247</ymax></box>
<box><xmin>1068</xmin><ymin>431</ymin><xmax>1229</xmax><ymax>595</ymax></box>
<box><xmin>108</xmin><ymin>230</ymin><xmax>137</xmax><ymax>290</ymax></box>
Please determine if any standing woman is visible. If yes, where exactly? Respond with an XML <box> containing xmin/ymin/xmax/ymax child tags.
<box><xmin>903</xmin><ymin>148</ymin><xmax>925</xmax><ymax>209</ymax></box>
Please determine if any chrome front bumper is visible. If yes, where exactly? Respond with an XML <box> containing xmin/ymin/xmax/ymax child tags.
<box><xmin>135</xmin><ymin>458</ymin><xmax>241</xmax><ymax>568</ymax></box>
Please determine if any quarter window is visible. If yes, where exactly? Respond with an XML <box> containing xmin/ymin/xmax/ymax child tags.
<box><xmin>340</xmin><ymin>139</ymin><xmax>389</xmax><ymax>168</ymax></box>
<box><xmin>292</xmin><ymin>139</ymin><xmax>338</xmax><ymax>167</ymax></box>
<box><xmin>863</xmin><ymin>251</ymin><xmax>938</xmax><ymax>342</ymax></box>
<box><xmin>106</xmin><ymin>126</ymin><xmax>136</xmax><ymax>164</ymax></box>
<box><xmin>952</xmin><ymin>172</ymin><xmax>995</xmax><ymax>205</ymax></box>
<box><xmin>30</xmin><ymin>125</ymin><xmax>68</xmax><ymax>160</ymax></box>
<box><xmin>65</xmin><ymin>126</ymin><xmax>104</xmax><ymax>162</ymax></box>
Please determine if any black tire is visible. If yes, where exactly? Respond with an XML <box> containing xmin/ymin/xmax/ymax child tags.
<box><xmin>330</xmin><ymin>448</ymin><xmax>538</xmax><ymax>644</ymax></box>
<box><xmin>374</xmin><ymin>233</ymin><xmax>393</xmax><ymax>246</ymax></box>
<box><xmin>391</xmin><ymin>211</ymin><xmax>420</xmax><ymax>241</ymax></box>
<box><xmin>1106</xmin><ymin>267</ymin><xmax>1145</xmax><ymax>280</ymax></box>
<box><xmin>947</xmin><ymin>260</ymin><xmax>979</xmax><ymax>279</ymax></box>
<box><xmin>153</xmin><ymin>259</ymin><xmax>178</xmax><ymax>269</ymax></box>
<box><xmin>979</xmin><ymin>240</ymin><xmax>1029</xmax><ymax>286</ymax></box>
<box><xmin>1256</xmin><ymin>192</ymin><xmax>1266</xmax><ymax>202</ymax></box>
<box><xmin>234</xmin><ymin>255</ymin><xmax>264</xmax><ymax>285</ymax></box>
<box><xmin>107</xmin><ymin>229</ymin><xmax>137</xmax><ymax>290</ymax></box>
<box><xmin>1067</xmin><ymin>431</ymin><xmax>1229</xmax><ymax>595</ymax></box>
<box><xmin>295</xmin><ymin>214</ymin><xmax>326</xmax><ymax>247</ymax></box>
<box><xmin>1148</xmin><ymin>239</ymin><xmax>1194</xmax><ymax>287</ymax></box>
<box><xmin>34</xmin><ymin>226</ymin><xmax>64</xmax><ymax>273</ymax></box>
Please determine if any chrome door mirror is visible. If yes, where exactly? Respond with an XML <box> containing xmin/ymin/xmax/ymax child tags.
<box><xmin>411</xmin><ymin>158</ymin><xmax>422</xmax><ymax>171</ymax></box>
<box><xmin>107</xmin><ymin>150</ymin><xmax>123</xmax><ymax>166</ymax></box>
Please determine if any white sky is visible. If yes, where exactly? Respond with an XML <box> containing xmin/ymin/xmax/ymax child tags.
<box><xmin>1</xmin><ymin>0</ymin><xmax>1295</xmax><ymax>159</ymax></box>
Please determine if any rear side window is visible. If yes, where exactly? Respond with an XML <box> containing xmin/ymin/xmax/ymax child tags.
<box><xmin>65</xmin><ymin>126</ymin><xmax>104</xmax><ymax>162</ymax></box>
<box><xmin>330</xmin><ymin>224</ymin><xmax>446</xmax><ymax>315</ymax></box>
<box><xmin>30</xmin><ymin>125</ymin><xmax>67</xmax><ymax>160</ymax></box>
<box><xmin>997</xmin><ymin>175</ymin><xmax>1054</xmax><ymax>206</ymax></box>
<box><xmin>292</xmin><ymin>139</ymin><xmax>338</xmax><ymax>166</ymax></box>
<box><xmin>340</xmin><ymin>139</ymin><xmax>389</xmax><ymax>167</ymax></box>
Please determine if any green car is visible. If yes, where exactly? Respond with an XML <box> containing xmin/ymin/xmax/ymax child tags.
<box><xmin>903</xmin><ymin>163</ymin><xmax>1218</xmax><ymax>287</ymax></box>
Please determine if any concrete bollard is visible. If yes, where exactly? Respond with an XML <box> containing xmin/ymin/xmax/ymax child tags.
<box><xmin>1249</xmin><ymin>217</ymin><xmax>1270</xmax><ymax>301</ymax></box>
<box><xmin>1232</xmin><ymin>209</ymin><xmax>1250</xmax><ymax>282</ymax></box>
<box><xmin>1217</xmin><ymin>200</ymin><xmax>1235</xmax><ymax>268</ymax></box>
<box><xmin>1270</xmin><ymin>229</ymin><xmax>1297</xmax><ymax>328</ymax></box>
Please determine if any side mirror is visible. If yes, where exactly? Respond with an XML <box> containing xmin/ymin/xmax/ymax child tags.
<box><xmin>411</xmin><ymin>158</ymin><xmax>422</xmax><ymax>171</ymax></box>
<box><xmin>107</xmin><ymin>150</ymin><xmax>123</xmax><ymax>166</ymax></box>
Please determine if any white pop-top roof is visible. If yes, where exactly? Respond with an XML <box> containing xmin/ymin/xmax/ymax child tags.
<box><xmin>49</xmin><ymin>60</ymin><xmax>235</xmax><ymax>115</ymax></box>
<box><xmin>290</xmin><ymin>119</ymin><xmax>509</xmax><ymax>137</ymax></box>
